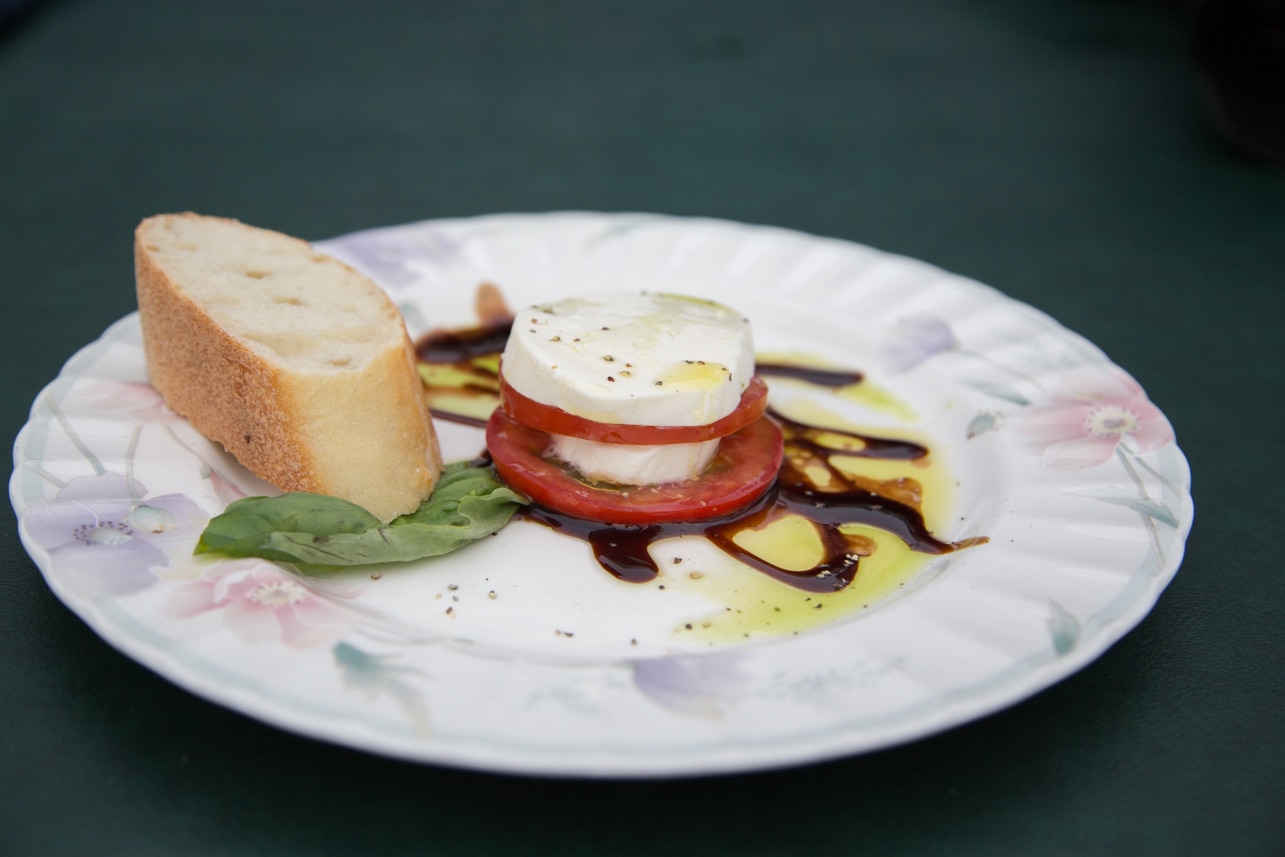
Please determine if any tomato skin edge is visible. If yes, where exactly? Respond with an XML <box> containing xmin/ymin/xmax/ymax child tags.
<box><xmin>485</xmin><ymin>408</ymin><xmax>784</xmax><ymax>525</ymax></box>
<box><xmin>498</xmin><ymin>373</ymin><xmax>770</xmax><ymax>445</ymax></box>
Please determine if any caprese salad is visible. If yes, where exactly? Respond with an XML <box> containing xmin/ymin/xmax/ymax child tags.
<box><xmin>484</xmin><ymin>291</ymin><xmax>784</xmax><ymax>524</ymax></box>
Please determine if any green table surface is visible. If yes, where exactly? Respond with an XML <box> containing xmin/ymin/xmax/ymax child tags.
<box><xmin>3</xmin><ymin>1</ymin><xmax>1282</xmax><ymax>854</ymax></box>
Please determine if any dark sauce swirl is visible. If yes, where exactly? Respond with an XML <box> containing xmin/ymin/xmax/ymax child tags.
<box><xmin>517</xmin><ymin>410</ymin><xmax>968</xmax><ymax>593</ymax></box>
<box><xmin>418</xmin><ymin>319</ymin><xmax>983</xmax><ymax>593</ymax></box>
<box><xmin>416</xmin><ymin>321</ymin><xmax>511</xmax><ymax>363</ymax></box>
<box><xmin>756</xmin><ymin>361</ymin><xmax>862</xmax><ymax>388</ymax></box>
<box><xmin>415</xmin><ymin>322</ymin><xmax>508</xmax><ymax>428</ymax></box>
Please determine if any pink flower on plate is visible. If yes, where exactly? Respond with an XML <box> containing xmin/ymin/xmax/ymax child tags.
<box><xmin>165</xmin><ymin>559</ymin><xmax>357</xmax><ymax>649</ymax></box>
<box><xmin>1016</xmin><ymin>368</ymin><xmax>1174</xmax><ymax>469</ymax></box>
<box><xmin>84</xmin><ymin>380</ymin><xmax>178</xmax><ymax>423</ymax></box>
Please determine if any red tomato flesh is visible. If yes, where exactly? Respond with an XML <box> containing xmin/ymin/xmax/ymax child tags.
<box><xmin>498</xmin><ymin>373</ymin><xmax>770</xmax><ymax>445</ymax></box>
<box><xmin>486</xmin><ymin>408</ymin><xmax>784</xmax><ymax>525</ymax></box>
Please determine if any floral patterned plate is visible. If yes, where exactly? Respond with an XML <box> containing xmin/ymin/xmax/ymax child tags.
<box><xmin>10</xmin><ymin>213</ymin><xmax>1192</xmax><ymax>778</ymax></box>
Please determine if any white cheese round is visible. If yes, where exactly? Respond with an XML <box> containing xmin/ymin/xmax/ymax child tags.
<box><xmin>501</xmin><ymin>292</ymin><xmax>755</xmax><ymax>428</ymax></box>
<box><xmin>549</xmin><ymin>436</ymin><xmax>720</xmax><ymax>485</ymax></box>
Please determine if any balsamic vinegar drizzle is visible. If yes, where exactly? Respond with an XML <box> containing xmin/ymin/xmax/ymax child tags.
<box><xmin>519</xmin><ymin>411</ymin><xmax>972</xmax><ymax>593</ymax></box>
<box><xmin>415</xmin><ymin>319</ymin><xmax>512</xmax><ymax>428</ymax></box>
<box><xmin>756</xmin><ymin>361</ymin><xmax>863</xmax><ymax>389</ymax></box>
<box><xmin>416</xmin><ymin>319</ymin><xmax>983</xmax><ymax>595</ymax></box>
<box><xmin>416</xmin><ymin>321</ymin><xmax>512</xmax><ymax>363</ymax></box>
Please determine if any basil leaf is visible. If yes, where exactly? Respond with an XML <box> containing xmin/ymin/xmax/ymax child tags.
<box><xmin>195</xmin><ymin>461</ymin><xmax>528</xmax><ymax>567</ymax></box>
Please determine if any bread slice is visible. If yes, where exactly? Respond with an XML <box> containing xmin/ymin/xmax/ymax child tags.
<box><xmin>134</xmin><ymin>213</ymin><xmax>441</xmax><ymax>521</ymax></box>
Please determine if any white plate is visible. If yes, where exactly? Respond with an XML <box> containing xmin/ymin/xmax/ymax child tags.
<box><xmin>10</xmin><ymin>213</ymin><xmax>1193</xmax><ymax>778</ymax></box>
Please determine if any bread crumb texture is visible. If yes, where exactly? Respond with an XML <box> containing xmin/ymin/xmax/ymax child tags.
<box><xmin>135</xmin><ymin>213</ymin><xmax>441</xmax><ymax>521</ymax></box>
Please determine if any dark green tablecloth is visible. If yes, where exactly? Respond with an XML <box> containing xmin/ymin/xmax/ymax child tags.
<box><xmin>3</xmin><ymin>1</ymin><xmax>1282</xmax><ymax>854</ymax></box>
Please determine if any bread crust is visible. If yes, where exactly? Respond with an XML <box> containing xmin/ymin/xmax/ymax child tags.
<box><xmin>134</xmin><ymin>213</ymin><xmax>441</xmax><ymax>521</ymax></box>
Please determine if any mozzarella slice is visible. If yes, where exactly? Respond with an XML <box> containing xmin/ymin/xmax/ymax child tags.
<box><xmin>550</xmin><ymin>435</ymin><xmax>720</xmax><ymax>485</ymax></box>
<box><xmin>502</xmin><ymin>292</ymin><xmax>754</xmax><ymax>427</ymax></box>
<box><xmin>501</xmin><ymin>291</ymin><xmax>756</xmax><ymax>485</ymax></box>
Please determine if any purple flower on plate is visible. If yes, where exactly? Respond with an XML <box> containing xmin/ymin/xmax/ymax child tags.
<box><xmin>326</xmin><ymin>230</ymin><xmax>460</xmax><ymax>290</ymax></box>
<box><xmin>882</xmin><ymin>315</ymin><xmax>958</xmax><ymax>373</ymax></box>
<box><xmin>634</xmin><ymin>653</ymin><xmax>750</xmax><ymax>719</ymax></box>
<box><xmin>22</xmin><ymin>473</ymin><xmax>208</xmax><ymax>599</ymax></box>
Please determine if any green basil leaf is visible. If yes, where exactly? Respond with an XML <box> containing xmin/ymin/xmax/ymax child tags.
<box><xmin>195</xmin><ymin>461</ymin><xmax>528</xmax><ymax>567</ymax></box>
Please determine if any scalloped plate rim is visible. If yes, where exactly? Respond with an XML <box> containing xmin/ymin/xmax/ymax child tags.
<box><xmin>9</xmin><ymin>211</ymin><xmax>1194</xmax><ymax>778</ymax></box>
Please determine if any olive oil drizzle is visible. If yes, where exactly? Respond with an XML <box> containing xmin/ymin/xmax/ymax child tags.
<box><xmin>415</xmin><ymin>321</ymin><xmax>508</xmax><ymax>427</ymax></box>
<box><xmin>515</xmin><ymin>411</ymin><xmax>966</xmax><ymax>592</ymax></box>
<box><xmin>417</xmin><ymin>320</ymin><xmax>981</xmax><ymax>593</ymax></box>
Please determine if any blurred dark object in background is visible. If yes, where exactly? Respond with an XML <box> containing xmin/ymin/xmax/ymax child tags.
<box><xmin>0</xmin><ymin>0</ymin><xmax>39</xmax><ymax>35</ymax></box>
<box><xmin>1189</xmin><ymin>0</ymin><xmax>1285</xmax><ymax>166</ymax></box>
<box><xmin>0</xmin><ymin>0</ymin><xmax>34</xmax><ymax>22</ymax></box>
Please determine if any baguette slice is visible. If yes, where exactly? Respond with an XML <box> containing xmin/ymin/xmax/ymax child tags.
<box><xmin>135</xmin><ymin>213</ymin><xmax>441</xmax><ymax>522</ymax></box>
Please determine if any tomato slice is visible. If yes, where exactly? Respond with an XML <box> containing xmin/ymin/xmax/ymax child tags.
<box><xmin>486</xmin><ymin>408</ymin><xmax>784</xmax><ymax>524</ymax></box>
<box><xmin>498</xmin><ymin>373</ymin><xmax>770</xmax><ymax>445</ymax></box>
